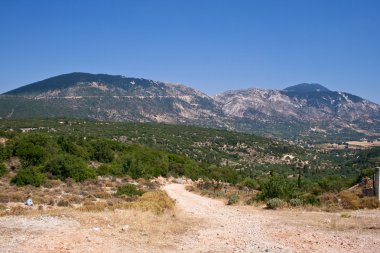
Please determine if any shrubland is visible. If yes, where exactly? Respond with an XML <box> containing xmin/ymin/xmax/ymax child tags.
<box><xmin>0</xmin><ymin>119</ymin><xmax>378</xmax><ymax>211</ymax></box>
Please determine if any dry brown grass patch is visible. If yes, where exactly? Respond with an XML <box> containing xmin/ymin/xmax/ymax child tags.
<box><xmin>127</xmin><ymin>190</ymin><xmax>175</xmax><ymax>214</ymax></box>
<box><xmin>77</xmin><ymin>201</ymin><xmax>109</xmax><ymax>212</ymax></box>
<box><xmin>340</xmin><ymin>191</ymin><xmax>361</xmax><ymax>210</ymax></box>
<box><xmin>0</xmin><ymin>191</ymin><xmax>25</xmax><ymax>203</ymax></box>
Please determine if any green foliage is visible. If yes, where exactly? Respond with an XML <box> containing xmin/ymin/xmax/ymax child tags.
<box><xmin>0</xmin><ymin>163</ymin><xmax>7</xmax><ymax>178</ymax></box>
<box><xmin>89</xmin><ymin>139</ymin><xmax>115</xmax><ymax>163</ymax></box>
<box><xmin>0</xmin><ymin>145</ymin><xmax>11</xmax><ymax>161</ymax></box>
<box><xmin>57</xmin><ymin>136</ymin><xmax>88</xmax><ymax>159</ymax></box>
<box><xmin>96</xmin><ymin>164</ymin><xmax>123</xmax><ymax>176</ymax></box>
<box><xmin>208</xmin><ymin>166</ymin><xmax>239</xmax><ymax>184</ymax></box>
<box><xmin>257</xmin><ymin>173</ymin><xmax>298</xmax><ymax>201</ymax></box>
<box><xmin>227</xmin><ymin>194</ymin><xmax>240</xmax><ymax>205</ymax></box>
<box><xmin>356</xmin><ymin>168</ymin><xmax>375</xmax><ymax>183</ymax></box>
<box><xmin>318</xmin><ymin>176</ymin><xmax>350</xmax><ymax>193</ymax></box>
<box><xmin>1</xmin><ymin>118</ymin><xmax>378</xmax><ymax>209</ymax></box>
<box><xmin>266</xmin><ymin>198</ymin><xmax>286</xmax><ymax>209</ymax></box>
<box><xmin>302</xmin><ymin>193</ymin><xmax>321</xmax><ymax>206</ymax></box>
<box><xmin>14</xmin><ymin>141</ymin><xmax>47</xmax><ymax>166</ymax></box>
<box><xmin>120</xmin><ymin>145</ymin><xmax>169</xmax><ymax>179</ymax></box>
<box><xmin>44</xmin><ymin>154</ymin><xmax>96</xmax><ymax>182</ymax></box>
<box><xmin>11</xmin><ymin>167</ymin><xmax>45</xmax><ymax>187</ymax></box>
<box><xmin>289</xmin><ymin>198</ymin><xmax>303</xmax><ymax>207</ymax></box>
<box><xmin>241</xmin><ymin>177</ymin><xmax>259</xmax><ymax>189</ymax></box>
<box><xmin>116</xmin><ymin>184</ymin><xmax>144</xmax><ymax>197</ymax></box>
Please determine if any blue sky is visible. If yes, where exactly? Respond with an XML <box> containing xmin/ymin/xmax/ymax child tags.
<box><xmin>1</xmin><ymin>0</ymin><xmax>379</xmax><ymax>102</ymax></box>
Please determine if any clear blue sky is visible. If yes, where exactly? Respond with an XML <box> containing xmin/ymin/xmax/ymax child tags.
<box><xmin>1</xmin><ymin>0</ymin><xmax>379</xmax><ymax>102</ymax></box>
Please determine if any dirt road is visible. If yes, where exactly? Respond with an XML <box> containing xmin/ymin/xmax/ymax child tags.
<box><xmin>164</xmin><ymin>184</ymin><xmax>380</xmax><ymax>253</ymax></box>
<box><xmin>164</xmin><ymin>183</ymin><xmax>291</xmax><ymax>253</ymax></box>
<box><xmin>1</xmin><ymin>184</ymin><xmax>379</xmax><ymax>252</ymax></box>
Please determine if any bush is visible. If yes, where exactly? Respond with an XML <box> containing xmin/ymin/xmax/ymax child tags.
<box><xmin>340</xmin><ymin>191</ymin><xmax>361</xmax><ymax>210</ymax></box>
<box><xmin>0</xmin><ymin>163</ymin><xmax>7</xmax><ymax>178</ymax></box>
<box><xmin>44</xmin><ymin>154</ymin><xmax>96</xmax><ymax>182</ymax></box>
<box><xmin>227</xmin><ymin>194</ymin><xmax>240</xmax><ymax>205</ymax></box>
<box><xmin>266</xmin><ymin>198</ymin><xmax>285</xmax><ymax>209</ymax></box>
<box><xmin>241</xmin><ymin>177</ymin><xmax>259</xmax><ymax>190</ymax></box>
<box><xmin>116</xmin><ymin>184</ymin><xmax>144</xmax><ymax>197</ymax></box>
<box><xmin>257</xmin><ymin>173</ymin><xmax>297</xmax><ymax>201</ymax></box>
<box><xmin>11</xmin><ymin>167</ymin><xmax>45</xmax><ymax>187</ymax></box>
<box><xmin>361</xmin><ymin>197</ymin><xmax>380</xmax><ymax>209</ymax></box>
<box><xmin>302</xmin><ymin>193</ymin><xmax>321</xmax><ymax>206</ymax></box>
<box><xmin>289</xmin><ymin>198</ymin><xmax>303</xmax><ymax>207</ymax></box>
<box><xmin>96</xmin><ymin>164</ymin><xmax>123</xmax><ymax>176</ymax></box>
<box><xmin>90</xmin><ymin>139</ymin><xmax>114</xmax><ymax>163</ymax></box>
<box><xmin>318</xmin><ymin>176</ymin><xmax>349</xmax><ymax>193</ymax></box>
<box><xmin>15</xmin><ymin>142</ymin><xmax>47</xmax><ymax>166</ymax></box>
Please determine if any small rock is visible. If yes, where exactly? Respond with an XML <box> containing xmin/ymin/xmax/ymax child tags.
<box><xmin>92</xmin><ymin>227</ymin><xmax>101</xmax><ymax>231</ymax></box>
<box><xmin>121</xmin><ymin>225</ymin><xmax>129</xmax><ymax>232</ymax></box>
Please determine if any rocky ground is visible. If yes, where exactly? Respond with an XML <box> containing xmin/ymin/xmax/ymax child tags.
<box><xmin>1</xmin><ymin>183</ymin><xmax>379</xmax><ymax>253</ymax></box>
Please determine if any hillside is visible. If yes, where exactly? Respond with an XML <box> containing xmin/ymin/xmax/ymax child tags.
<box><xmin>2</xmin><ymin>73</ymin><xmax>380</xmax><ymax>142</ymax></box>
<box><xmin>2</xmin><ymin>118</ymin><xmax>379</xmax><ymax>182</ymax></box>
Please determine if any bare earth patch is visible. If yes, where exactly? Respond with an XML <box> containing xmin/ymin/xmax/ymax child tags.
<box><xmin>1</xmin><ymin>183</ymin><xmax>379</xmax><ymax>252</ymax></box>
<box><xmin>164</xmin><ymin>184</ymin><xmax>380</xmax><ymax>253</ymax></box>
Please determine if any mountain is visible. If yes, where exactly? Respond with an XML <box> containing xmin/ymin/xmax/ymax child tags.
<box><xmin>1</xmin><ymin>73</ymin><xmax>225</xmax><ymax>128</ymax></box>
<box><xmin>1</xmin><ymin>73</ymin><xmax>380</xmax><ymax>142</ymax></box>
<box><xmin>214</xmin><ymin>84</ymin><xmax>380</xmax><ymax>140</ymax></box>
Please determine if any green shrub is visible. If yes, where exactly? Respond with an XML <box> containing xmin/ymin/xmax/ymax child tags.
<box><xmin>90</xmin><ymin>139</ymin><xmax>114</xmax><ymax>163</ymax></box>
<box><xmin>0</xmin><ymin>163</ymin><xmax>7</xmax><ymax>178</ymax></box>
<box><xmin>302</xmin><ymin>193</ymin><xmax>321</xmax><ymax>206</ymax></box>
<box><xmin>257</xmin><ymin>173</ymin><xmax>297</xmax><ymax>200</ymax></box>
<box><xmin>11</xmin><ymin>167</ymin><xmax>45</xmax><ymax>187</ymax></box>
<box><xmin>15</xmin><ymin>142</ymin><xmax>47</xmax><ymax>166</ymax></box>
<box><xmin>266</xmin><ymin>198</ymin><xmax>285</xmax><ymax>209</ymax></box>
<box><xmin>289</xmin><ymin>198</ymin><xmax>303</xmax><ymax>207</ymax></box>
<box><xmin>96</xmin><ymin>164</ymin><xmax>124</xmax><ymax>176</ymax></box>
<box><xmin>227</xmin><ymin>194</ymin><xmax>240</xmax><ymax>205</ymax></box>
<box><xmin>318</xmin><ymin>176</ymin><xmax>349</xmax><ymax>193</ymax></box>
<box><xmin>241</xmin><ymin>177</ymin><xmax>259</xmax><ymax>190</ymax></box>
<box><xmin>116</xmin><ymin>184</ymin><xmax>145</xmax><ymax>197</ymax></box>
<box><xmin>44</xmin><ymin>154</ymin><xmax>96</xmax><ymax>182</ymax></box>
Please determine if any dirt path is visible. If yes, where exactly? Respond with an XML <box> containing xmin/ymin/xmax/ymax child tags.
<box><xmin>1</xmin><ymin>184</ymin><xmax>379</xmax><ymax>252</ymax></box>
<box><xmin>164</xmin><ymin>184</ymin><xmax>380</xmax><ymax>253</ymax></box>
<box><xmin>164</xmin><ymin>184</ymin><xmax>291</xmax><ymax>253</ymax></box>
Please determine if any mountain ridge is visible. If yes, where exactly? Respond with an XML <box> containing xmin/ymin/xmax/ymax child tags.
<box><xmin>1</xmin><ymin>72</ymin><xmax>379</xmax><ymax>142</ymax></box>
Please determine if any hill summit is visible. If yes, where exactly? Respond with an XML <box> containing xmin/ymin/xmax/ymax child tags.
<box><xmin>283</xmin><ymin>83</ymin><xmax>331</xmax><ymax>93</ymax></box>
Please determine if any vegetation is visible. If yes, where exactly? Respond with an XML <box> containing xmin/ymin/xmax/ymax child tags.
<box><xmin>11</xmin><ymin>167</ymin><xmax>45</xmax><ymax>187</ymax></box>
<box><xmin>0</xmin><ymin>118</ymin><xmax>379</xmax><ymax>210</ymax></box>
<box><xmin>116</xmin><ymin>184</ymin><xmax>145</xmax><ymax>197</ymax></box>
<box><xmin>0</xmin><ymin>163</ymin><xmax>6</xmax><ymax>178</ymax></box>
<box><xmin>227</xmin><ymin>194</ymin><xmax>240</xmax><ymax>205</ymax></box>
<box><xmin>266</xmin><ymin>198</ymin><xmax>286</xmax><ymax>209</ymax></box>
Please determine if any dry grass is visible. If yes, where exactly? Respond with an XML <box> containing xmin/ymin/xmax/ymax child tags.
<box><xmin>77</xmin><ymin>201</ymin><xmax>109</xmax><ymax>212</ymax></box>
<box><xmin>339</xmin><ymin>191</ymin><xmax>380</xmax><ymax>210</ymax></box>
<box><xmin>127</xmin><ymin>190</ymin><xmax>175</xmax><ymax>214</ymax></box>
<box><xmin>0</xmin><ymin>191</ymin><xmax>25</xmax><ymax>203</ymax></box>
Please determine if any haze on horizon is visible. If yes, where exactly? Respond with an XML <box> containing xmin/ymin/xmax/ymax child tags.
<box><xmin>0</xmin><ymin>0</ymin><xmax>379</xmax><ymax>103</ymax></box>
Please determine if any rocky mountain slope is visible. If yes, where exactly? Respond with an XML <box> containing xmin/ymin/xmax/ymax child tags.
<box><xmin>214</xmin><ymin>83</ymin><xmax>380</xmax><ymax>140</ymax></box>
<box><xmin>1</xmin><ymin>73</ymin><xmax>225</xmax><ymax>128</ymax></box>
<box><xmin>1</xmin><ymin>73</ymin><xmax>379</xmax><ymax>141</ymax></box>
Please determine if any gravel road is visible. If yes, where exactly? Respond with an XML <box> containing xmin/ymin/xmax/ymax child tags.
<box><xmin>164</xmin><ymin>184</ymin><xmax>292</xmax><ymax>253</ymax></box>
